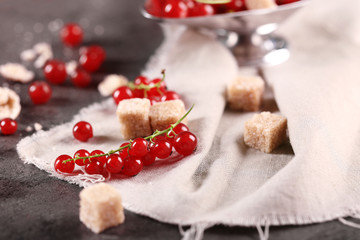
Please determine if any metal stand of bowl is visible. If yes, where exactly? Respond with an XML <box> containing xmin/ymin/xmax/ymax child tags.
<box><xmin>142</xmin><ymin>0</ymin><xmax>309</xmax><ymax>67</ymax></box>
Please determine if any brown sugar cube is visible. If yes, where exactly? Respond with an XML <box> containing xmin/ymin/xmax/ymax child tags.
<box><xmin>149</xmin><ymin>99</ymin><xmax>187</xmax><ymax>131</ymax></box>
<box><xmin>244</xmin><ymin>112</ymin><xmax>287</xmax><ymax>153</ymax></box>
<box><xmin>245</xmin><ymin>0</ymin><xmax>277</xmax><ymax>10</ymax></box>
<box><xmin>79</xmin><ymin>183</ymin><xmax>125</xmax><ymax>234</ymax></box>
<box><xmin>116</xmin><ymin>98</ymin><xmax>152</xmax><ymax>139</ymax></box>
<box><xmin>227</xmin><ymin>75</ymin><xmax>265</xmax><ymax>111</ymax></box>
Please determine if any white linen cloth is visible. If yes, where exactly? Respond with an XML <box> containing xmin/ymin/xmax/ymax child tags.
<box><xmin>17</xmin><ymin>0</ymin><xmax>360</xmax><ymax>236</ymax></box>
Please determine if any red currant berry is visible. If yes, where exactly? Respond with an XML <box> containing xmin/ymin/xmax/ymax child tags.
<box><xmin>113</xmin><ymin>86</ymin><xmax>133</xmax><ymax>104</ymax></box>
<box><xmin>142</xmin><ymin>153</ymin><xmax>156</xmax><ymax>166</ymax></box>
<box><xmin>85</xmin><ymin>160</ymin><xmax>104</xmax><ymax>175</ymax></box>
<box><xmin>54</xmin><ymin>154</ymin><xmax>75</xmax><ymax>173</ymax></box>
<box><xmin>149</xmin><ymin>78</ymin><xmax>166</xmax><ymax>91</ymax></box>
<box><xmin>79</xmin><ymin>52</ymin><xmax>102</xmax><ymax>72</ymax></box>
<box><xmin>145</xmin><ymin>0</ymin><xmax>164</xmax><ymax>16</ymax></box>
<box><xmin>74</xmin><ymin>149</ymin><xmax>90</xmax><ymax>166</ymax></box>
<box><xmin>134</xmin><ymin>75</ymin><xmax>149</xmax><ymax>86</ymax></box>
<box><xmin>73</xmin><ymin>121</ymin><xmax>93</xmax><ymax>142</ymax></box>
<box><xmin>90</xmin><ymin>150</ymin><xmax>107</xmax><ymax>165</ymax></box>
<box><xmin>161</xmin><ymin>91</ymin><xmax>181</xmax><ymax>101</ymax></box>
<box><xmin>129</xmin><ymin>138</ymin><xmax>149</xmax><ymax>157</ymax></box>
<box><xmin>173</xmin><ymin>131</ymin><xmax>197</xmax><ymax>156</ymax></box>
<box><xmin>44</xmin><ymin>60</ymin><xmax>67</xmax><ymax>84</ymax></box>
<box><xmin>225</xmin><ymin>0</ymin><xmax>246</xmax><ymax>12</ymax></box>
<box><xmin>119</xmin><ymin>142</ymin><xmax>130</xmax><ymax>160</ymax></box>
<box><xmin>28</xmin><ymin>81</ymin><xmax>52</xmax><ymax>104</ymax></box>
<box><xmin>150</xmin><ymin>138</ymin><xmax>172</xmax><ymax>159</ymax></box>
<box><xmin>60</xmin><ymin>23</ymin><xmax>84</xmax><ymax>47</ymax></box>
<box><xmin>188</xmin><ymin>2</ymin><xmax>215</xmax><ymax>17</ymax></box>
<box><xmin>106</xmin><ymin>154</ymin><xmax>124</xmax><ymax>174</ymax></box>
<box><xmin>80</xmin><ymin>45</ymin><xmax>106</xmax><ymax>62</ymax></box>
<box><xmin>0</xmin><ymin>118</ymin><xmax>18</xmax><ymax>135</ymax></box>
<box><xmin>276</xmin><ymin>0</ymin><xmax>299</xmax><ymax>5</ymax></box>
<box><xmin>167</xmin><ymin>123</ymin><xmax>189</xmax><ymax>138</ymax></box>
<box><xmin>71</xmin><ymin>69</ymin><xmax>91</xmax><ymax>88</ymax></box>
<box><xmin>122</xmin><ymin>157</ymin><xmax>143</xmax><ymax>176</ymax></box>
<box><xmin>163</xmin><ymin>0</ymin><xmax>188</xmax><ymax>18</ymax></box>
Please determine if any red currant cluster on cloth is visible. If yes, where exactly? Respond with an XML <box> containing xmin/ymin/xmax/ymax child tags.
<box><xmin>54</xmin><ymin>107</ymin><xmax>198</xmax><ymax>179</ymax></box>
<box><xmin>113</xmin><ymin>70</ymin><xmax>181</xmax><ymax>105</ymax></box>
<box><xmin>29</xmin><ymin>23</ymin><xmax>106</xmax><ymax>105</ymax></box>
<box><xmin>0</xmin><ymin>118</ymin><xmax>18</xmax><ymax>135</ymax></box>
<box><xmin>145</xmin><ymin>0</ymin><xmax>300</xmax><ymax>18</ymax></box>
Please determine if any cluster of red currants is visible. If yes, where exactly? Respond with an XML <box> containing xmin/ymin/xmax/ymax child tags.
<box><xmin>145</xmin><ymin>0</ymin><xmax>300</xmax><ymax>18</ymax></box>
<box><xmin>28</xmin><ymin>23</ymin><xmax>106</xmax><ymax>105</ymax></box>
<box><xmin>113</xmin><ymin>73</ymin><xmax>181</xmax><ymax>105</ymax></box>
<box><xmin>54</xmin><ymin>122</ymin><xmax>197</xmax><ymax>178</ymax></box>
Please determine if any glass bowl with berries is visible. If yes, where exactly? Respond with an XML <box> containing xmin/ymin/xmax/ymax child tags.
<box><xmin>143</xmin><ymin>0</ymin><xmax>310</xmax><ymax>66</ymax></box>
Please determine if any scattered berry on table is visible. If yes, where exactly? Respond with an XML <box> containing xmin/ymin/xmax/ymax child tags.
<box><xmin>43</xmin><ymin>60</ymin><xmax>67</xmax><ymax>84</ymax></box>
<box><xmin>60</xmin><ymin>23</ymin><xmax>84</xmax><ymax>47</ymax></box>
<box><xmin>71</xmin><ymin>69</ymin><xmax>91</xmax><ymax>88</ymax></box>
<box><xmin>0</xmin><ymin>118</ymin><xmax>18</xmax><ymax>135</ymax></box>
<box><xmin>28</xmin><ymin>81</ymin><xmax>52</xmax><ymax>104</ymax></box>
<box><xmin>73</xmin><ymin>121</ymin><xmax>93</xmax><ymax>142</ymax></box>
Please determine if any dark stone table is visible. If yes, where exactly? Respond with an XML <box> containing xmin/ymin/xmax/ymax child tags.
<box><xmin>0</xmin><ymin>0</ymin><xmax>359</xmax><ymax>239</ymax></box>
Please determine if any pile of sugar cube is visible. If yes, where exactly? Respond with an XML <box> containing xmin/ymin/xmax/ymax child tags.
<box><xmin>226</xmin><ymin>75</ymin><xmax>288</xmax><ymax>153</ymax></box>
<box><xmin>117</xmin><ymin>98</ymin><xmax>186</xmax><ymax>139</ymax></box>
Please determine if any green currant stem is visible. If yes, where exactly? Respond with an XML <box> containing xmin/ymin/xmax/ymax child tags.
<box><xmin>63</xmin><ymin>104</ymin><xmax>194</xmax><ymax>164</ymax></box>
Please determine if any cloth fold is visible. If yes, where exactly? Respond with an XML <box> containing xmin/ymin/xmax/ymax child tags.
<box><xmin>17</xmin><ymin>0</ymin><xmax>360</xmax><ymax>230</ymax></box>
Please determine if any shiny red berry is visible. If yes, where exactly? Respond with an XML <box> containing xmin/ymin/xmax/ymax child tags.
<box><xmin>113</xmin><ymin>86</ymin><xmax>133</xmax><ymax>104</ymax></box>
<box><xmin>163</xmin><ymin>0</ymin><xmax>188</xmax><ymax>18</ymax></box>
<box><xmin>150</xmin><ymin>139</ymin><xmax>172</xmax><ymax>159</ymax></box>
<box><xmin>142</xmin><ymin>153</ymin><xmax>156</xmax><ymax>166</ymax></box>
<box><xmin>173</xmin><ymin>131</ymin><xmax>197</xmax><ymax>156</ymax></box>
<box><xmin>80</xmin><ymin>45</ymin><xmax>106</xmax><ymax>62</ymax></box>
<box><xmin>161</xmin><ymin>91</ymin><xmax>181</xmax><ymax>101</ymax></box>
<box><xmin>167</xmin><ymin>123</ymin><xmax>189</xmax><ymax>139</ymax></box>
<box><xmin>225</xmin><ymin>0</ymin><xmax>246</xmax><ymax>12</ymax></box>
<box><xmin>28</xmin><ymin>81</ymin><xmax>52</xmax><ymax>104</ymax></box>
<box><xmin>145</xmin><ymin>0</ymin><xmax>164</xmax><ymax>16</ymax></box>
<box><xmin>106</xmin><ymin>154</ymin><xmax>124</xmax><ymax>173</ymax></box>
<box><xmin>73</xmin><ymin>121</ymin><xmax>93</xmax><ymax>142</ymax></box>
<box><xmin>71</xmin><ymin>69</ymin><xmax>91</xmax><ymax>88</ymax></box>
<box><xmin>54</xmin><ymin>154</ymin><xmax>74</xmax><ymax>173</ymax></box>
<box><xmin>90</xmin><ymin>150</ymin><xmax>107</xmax><ymax>165</ymax></box>
<box><xmin>60</xmin><ymin>23</ymin><xmax>84</xmax><ymax>47</ymax></box>
<box><xmin>119</xmin><ymin>142</ymin><xmax>130</xmax><ymax>160</ymax></box>
<box><xmin>0</xmin><ymin>118</ymin><xmax>18</xmax><ymax>135</ymax></box>
<box><xmin>44</xmin><ymin>60</ymin><xmax>67</xmax><ymax>84</ymax></box>
<box><xmin>74</xmin><ymin>149</ymin><xmax>90</xmax><ymax>166</ymax></box>
<box><xmin>79</xmin><ymin>52</ymin><xmax>102</xmax><ymax>73</ymax></box>
<box><xmin>276</xmin><ymin>0</ymin><xmax>299</xmax><ymax>5</ymax></box>
<box><xmin>129</xmin><ymin>138</ymin><xmax>149</xmax><ymax>157</ymax></box>
<box><xmin>85</xmin><ymin>160</ymin><xmax>104</xmax><ymax>175</ymax></box>
<box><xmin>122</xmin><ymin>157</ymin><xmax>143</xmax><ymax>176</ymax></box>
<box><xmin>188</xmin><ymin>2</ymin><xmax>215</xmax><ymax>17</ymax></box>
<box><xmin>134</xmin><ymin>75</ymin><xmax>149</xmax><ymax>86</ymax></box>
